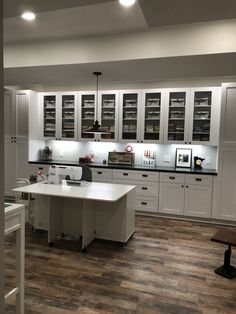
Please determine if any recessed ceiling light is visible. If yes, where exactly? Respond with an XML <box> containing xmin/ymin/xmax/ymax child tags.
<box><xmin>21</xmin><ymin>12</ymin><xmax>36</xmax><ymax>21</ymax></box>
<box><xmin>119</xmin><ymin>0</ymin><xmax>136</xmax><ymax>7</ymax></box>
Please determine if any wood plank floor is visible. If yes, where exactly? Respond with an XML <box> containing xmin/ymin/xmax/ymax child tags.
<box><xmin>5</xmin><ymin>215</ymin><xmax>236</xmax><ymax>314</ymax></box>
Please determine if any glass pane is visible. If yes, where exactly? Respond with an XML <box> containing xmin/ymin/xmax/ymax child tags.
<box><xmin>122</xmin><ymin>93</ymin><xmax>138</xmax><ymax>140</ymax></box>
<box><xmin>168</xmin><ymin>92</ymin><xmax>186</xmax><ymax>141</ymax></box>
<box><xmin>192</xmin><ymin>91</ymin><xmax>212</xmax><ymax>142</ymax></box>
<box><xmin>144</xmin><ymin>92</ymin><xmax>161</xmax><ymax>141</ymax></box>
<box><xmin>101</xmin><ymin>94</ymin><xmax>116</xmax><ymax>140</ymax></box>
<box><xmin>61</xmin><ymin>95</ymin><xmax>75</xmax><ymax>139</ymax></box>
<box><xmin>81</xmin><ymin>94</ymin><xmax>95</xmax><ymax>139</ymax></box>
<box><xmin>44</xmin><ymin>95</ymin><xmax>56</xmax><ymax>138</ymax></box>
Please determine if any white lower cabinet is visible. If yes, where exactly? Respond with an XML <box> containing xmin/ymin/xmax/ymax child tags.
<box><xmin>159</xmin><ymin>173</ymin><xmax>213</xmax><ymax>218</ymax></box>
<box><xmin>113</xmin><ymin>169</ymin><xmax>159</xmax><ymax>213</ymax></box>
<box><xmin>159</xmin><ymin>182</ymin><xmax>185</xmax><ymax>215</ymax></box>
<box><xmin>184</xmin><ymin>184</ymin><xmax>212</xmax><ymax>218</ymax></box>
<box><xmin>91</xmin><ymin>168</ymin><xmax>112</xmax><ymax>183</ymax></box>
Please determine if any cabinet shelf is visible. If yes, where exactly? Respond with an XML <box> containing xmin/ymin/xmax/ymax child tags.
<box><xmin>145</xmin><ymin>118</ymin><xmax>160</xmax><ymax>120</ymax></box>
<box><xmin>62</xmin><ymin>107</ymin><xmax>74</xmax><ymax>109</ymax></box>
<box><xmin>123</xmin><ymin>106</ymin><xmax>137</xmax><ymax>109</ymax></box>
<box><xmin>168</xmin><ymin>131</ymin><xmax>184</xmax><ymax>133</ymax></box>
<box><xmin>169</xmin><ymin>118</ymin><xmax>185</xmax><ymax>121</ymax></box>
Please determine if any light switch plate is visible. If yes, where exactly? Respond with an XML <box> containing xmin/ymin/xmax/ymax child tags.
<box><xmin>164</xmin><ymin>155</ymin><xmax>171</xmax><ymax>163</ymax></box>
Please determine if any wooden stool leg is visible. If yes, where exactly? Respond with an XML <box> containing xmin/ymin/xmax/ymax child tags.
<box><xmin>215</xmin><ymin>245</ymin><xmax>236</xmax><ymax>279</ymax></box>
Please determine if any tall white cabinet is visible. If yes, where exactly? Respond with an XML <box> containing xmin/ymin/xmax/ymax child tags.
<box><xmin>212</xmin><ymin>83</ymin><xmax>236</xmax><ymax>221</ymax></box>
<box><xmin>4</xmin><ymin>90</ymin><xmax>35</xmax><ymax>198</ymax></box>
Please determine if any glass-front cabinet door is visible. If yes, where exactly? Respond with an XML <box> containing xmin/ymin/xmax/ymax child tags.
<box><xmin>60</xmin><ymin>92</ymin><xmax>77</xmax><ymax>141</ymax></box>
<box><xmin>165</xmin><ymin>90</ymin><xmax>190</xmax><ymax>144</ymax></box>
<box><xmin>42</xmin><ymin>93</ymin><xmax>57</xmax><ymax>140</ymax></box>
<box><xmin>79</xmin><ymin>92</ymin><xmax>96</xmax><ymax>140</ymax></box>
<box><xmin>141</xmin><ymin>90</ymin><xmax>164</xmax><ymax>143</ymax></box>
<box><xmin>119</xmin><ymin>91</ymin><xmax>141</xmax><ymax>142</ymax></box>
<box><xmin>188</xmin><ymin>87</ymin><xmax>221</xmax><ymax>145</ymax></box>
<box><xmin>98</xmin><ymin>91</ymin><xmax>119</xmax><ymax>142</ymax></box>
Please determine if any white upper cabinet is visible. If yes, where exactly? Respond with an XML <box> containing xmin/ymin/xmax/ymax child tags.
<box><xmin>140</xmin><ymin>89</ymin><xmax>165</xmax><ymax>143</ymax></box>
<box><xmin>78</xmin><ymin>91</ymin><xmax>96</xmax><ymax>141</ymax></box>
<box><xmin>164</xmin><ymin>88</ymin><xmax>190</xmax><ymax>144</ymax></box>
<box><xmin>40</xmin><ymin>92</ymin><xmax>77</xmax><ymax>141</ymax></box>
<box><xmin>188</xmin><ymin>87</ymin><xmax>221</xmax><ymax>146</ymax></box>
<box><xmin>164</xmin><ymin>87</ymin><xmax>220</xmax><ymax>145</ymax></box>
<box><xmin>220</xmin><ymin>83</ymin><xmax>236</xmax><ymax>147</ymax></box>
<box><xmin>60</xmin><ymin>92</ymin><xmax>77</xmax><ymax>141</ymax></box>
<box><xmin>79</xmin><ymin>91</ymin><xmax>119</xmax><ymax>142</ymax></box>
<box><xmin>98</xmin><ymin>91</ymin><xmax>119</xmax><ymax>142</ymax></box>
<box><xmin>119</xmin><ymin>90</ymin><xmax>142</xmax><ymax>143</ymax></box>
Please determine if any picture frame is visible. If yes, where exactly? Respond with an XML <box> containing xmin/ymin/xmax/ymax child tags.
<box><xmin>175</xmin><ymin>148</ymin><xmax>192</xmax><ymax>168</ymax></box>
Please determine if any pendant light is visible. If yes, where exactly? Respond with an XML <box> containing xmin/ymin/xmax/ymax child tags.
<box><xmin>83</xmin><ymin>72</ymin><xmax>111</xmax><ymax>134</ymax></box>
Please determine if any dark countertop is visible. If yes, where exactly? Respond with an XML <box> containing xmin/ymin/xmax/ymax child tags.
<box><xmin>29</xmin><ymin>160</ymin><xmax>217</xmax><ymax>175</ymax></box>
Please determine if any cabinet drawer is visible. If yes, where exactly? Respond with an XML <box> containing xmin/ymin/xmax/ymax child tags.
<box><xmin>113</xmin><ymin>169</ymin><xmax>159</xmax><ymax>181</ymax></box>
<box><xmin>186</xmin><ymin>174</ymin><xmax>213</xmax><ymax>186</ymax></box>
<box><xmin>160</xmin><ymin>172</ymin><xmax>185</xmax><ymax>184</ymax></box>
<box><xmin>91</xmin><ymin>168</ymin><xmax>113</xmax><ymax>182</ymax></box>
<box><xmin>136</xmin><ymin>197</ymin><xmax>158</xmax><ymax>213</ymax></box>
<box><xmin>113</xmin><ymin>179</ymin><xmax>158</xmax><ymax>197</ymax></box>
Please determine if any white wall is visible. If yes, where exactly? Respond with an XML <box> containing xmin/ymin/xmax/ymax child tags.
<box><xmin>0</xmin><ymin>0</ymin><xmax>5</xmax><ymax>311</ymax></box>
<box><xmin>4</xmin><ymin>19</ymin><xmax>236</xmax><ymax>68</ymax></box>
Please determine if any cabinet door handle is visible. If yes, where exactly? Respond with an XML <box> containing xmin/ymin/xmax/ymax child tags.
<box><xmin>181</xmin><ymin>185</ymin><xmax>184</xmax><ymax>188</ymax></box>
<box><xmin>169</xmin><ymin>176</ymin><xmax>175</xmax><ymax>180</ymax></box>
<box><xmin>142</xmin><ymin>174</ymin><xmax>148</xmax><ymax>177</ymax></box>
<box><xmin>141</xmin><ymin>202</ymin><xmax>147</xmax><ymax>205</ymax></box>
<box><xmin>97</xmin><ymin>171</ymin><xmax>102</xmax><ymax>175</ymax></box>
<box><xmin>186</xmin><ymin>185</ymin><xmax>189</xmax><ymax>188</ymax></box>
<box><xmin>123</xmin><ymin>173</ymin><xmax>128</xmax><ymax>176</ymax></box>
<box><xmin>195</xmin><ymin>178</ymin><xmax>202</xmax><ymax>182</ymax></box>
<box><xmin>142</xmin><ymin>187</ymin><xmax>148</xmax><ymax>190</ymax></box>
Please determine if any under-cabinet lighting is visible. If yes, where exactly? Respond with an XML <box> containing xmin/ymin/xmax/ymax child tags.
<box><xmin>119</xmin><ymin>0</ymin><xmax>136</xmax><ymax>7</ymax></box>
<box><xmin>21</xmin><ymin>12</ymin><xmax>36</xmax><ymax>21</ymax></box>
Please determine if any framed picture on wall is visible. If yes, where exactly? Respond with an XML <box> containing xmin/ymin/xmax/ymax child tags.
<box><xmin>175</xmin><ymin>148</ymin><xmax>192</xmax><ymax>168</ymax></box>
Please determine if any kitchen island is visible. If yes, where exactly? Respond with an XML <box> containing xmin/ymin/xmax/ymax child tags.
<box><xmin>13</xmin><ymin>182</ymin><xmax>135</xmax><ymax>252</ymax></box>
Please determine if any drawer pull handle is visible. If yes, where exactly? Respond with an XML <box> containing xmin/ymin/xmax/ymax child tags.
<box><xmin>142</xmin><ymin>187</ymin><xmax>148</xmax><ymax>190</ymax></box>
<box><xmin>97</xmin><ymin>172</ymin><xmax>102</xmax><ymax>175</ymax></box>
<box><xmin>169</xmin><ymin>176</ymin><xmax>175</xmax><ymax>180</ymax></box>
<box><xmin>141</xmin><ymin>202</ymin><xmax>147</xmax><ymax>205</ymax></box>
<box><xmin>123</xmin><ymin>173</ymin><xmax>128</xmax><ymax>176</ymax></box>
<box><xmin>195</xmin><ymin>178</ymin><xmax>202</xmax><ymax>182</ymax></box>
<box><xmin>142</xmin><ymin>174</ymin><xmax>148</xmax><ymax>177</ymax></box>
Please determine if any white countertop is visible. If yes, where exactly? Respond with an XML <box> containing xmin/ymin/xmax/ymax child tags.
<box><xmin>13</xmin><ymin>181</ymin><xmax>136</xmax><ymax>202</ymax></box>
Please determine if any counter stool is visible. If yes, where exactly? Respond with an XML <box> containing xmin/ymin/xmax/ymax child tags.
<box><xmin>211</xmin><ymin>229</ymin><xmax>236</xmax><ymax>279</ymax></box>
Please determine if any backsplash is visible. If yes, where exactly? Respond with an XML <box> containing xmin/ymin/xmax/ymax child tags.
<box><xmin>29</xmin><ymin>140</ymin><xmax>218</xmax><ymax>169</ymax></box>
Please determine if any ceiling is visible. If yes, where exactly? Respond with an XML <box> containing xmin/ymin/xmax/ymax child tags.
<box><xmin>3</xmin><ymin>0</ymin><xmax>236</xmax><ymax>87</ymax></box>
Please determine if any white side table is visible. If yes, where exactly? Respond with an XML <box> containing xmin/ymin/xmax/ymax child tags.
<box><xmin>5</xmin><ymin>203</ymin><xmax>25</xmax><ymax>314</ymax></box>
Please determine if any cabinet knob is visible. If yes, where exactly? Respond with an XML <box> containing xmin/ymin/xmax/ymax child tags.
<box><xmin>142</xmin><ymin>187</ymin><xmax>148</xmax><ymax>190</ymax></box>
<box><xmin>181</xmin><ymin>185</ymin><xmax>184</xmax><ymax>188</ymax></box>
<box><xmin>189</xmin><ymin>142</ymin><xmax>191</xmax><ymax>144</ymax></box>
<box><xmin>137</xmin><ymin>141</ymin><xmax>140</xmax><ymax>143</ymax></box>
<box><xmin>186</xmin><ymin>185</ymin><xmax>189</xmax><ymax>188</ymax></box>
<box><xmin>185</xmin><ymin>142</ymin><xmax>187</xmax><ymax>144</ymax></box>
